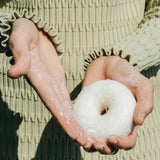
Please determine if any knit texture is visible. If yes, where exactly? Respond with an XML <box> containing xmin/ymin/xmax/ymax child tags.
<box><xmin>0</xmin><ymin>10</ymin><xmax>64</xmax><ymax>54</ymax></box>
<box><xmin>0</xmin><ymin>0</ymin><xmax>160</xmax><ymax>160</ymax></box>
<box><xmin>84</xmin><ymin>1</ymin><xmax>160</xmax><ymax>72</ymax></box>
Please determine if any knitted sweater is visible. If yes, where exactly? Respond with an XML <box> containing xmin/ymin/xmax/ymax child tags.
<box><xmin>0</xmin><ymin>0</ymin><xmax>160</xmax><ymax>160</ymax></box>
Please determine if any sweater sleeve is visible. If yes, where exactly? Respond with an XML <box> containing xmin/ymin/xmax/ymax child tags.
<box><xmin>84</xmin><ymin>0</ymin><xmax>160</xmax><ymax>72</ymax></box>
<box><xmin>0</xmin><ymin>9</ymin><xmax>64</xmax><ymax>55</ymax></box>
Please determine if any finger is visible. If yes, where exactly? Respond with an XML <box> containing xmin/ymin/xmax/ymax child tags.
<box><xmin>134</xmin><ymin>80</ymin><xmax>154</xmax><ymax>125</ymax></box>
<box><xmin>93</xmin><ymin>141</ymin><xmax>112</xmax><ymax>154</ymax></box>
<box><xmin>75</xmin><ymin>126</ymin><xmax>88</xmax><ymax>146</ymax></box>
<box><xmin>7</xmin><ymin>54</ymin><xmax>30</xmax><ymax>79</ymax></box>
<box><xmin>84</xmin><ymin>139</ymin><xmax>94</xmax><ymax>150</ymax></box>
<box><xmin>134</xmin><ymin>101</ymin><xmax>152</xmax><ymax>125</ymax></box>
<box><xmin>108</xmin><ymin>126</ymin><xmax>137</xmax><ymax>149</ymax></box>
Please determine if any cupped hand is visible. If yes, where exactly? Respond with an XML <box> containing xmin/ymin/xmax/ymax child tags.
<box><xmin>82</xmin><ymin>56</ymin><xmax>153</xmax><ymax>154</ymax></box>
<box><xmin>8</xmin><ymin>18</ymin><xmax>154</xmax><ymax>154</ymax></box>
<box><xmin>8</xmin><ymin>18</ymin><xmax>91</xmax><ymax>147</ymax></box>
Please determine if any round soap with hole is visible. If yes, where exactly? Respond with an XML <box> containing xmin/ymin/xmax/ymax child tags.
<box><xmin>73</xmin><ymin>79</ymin><xmax>136</xmax><ymax>141</ymax></box>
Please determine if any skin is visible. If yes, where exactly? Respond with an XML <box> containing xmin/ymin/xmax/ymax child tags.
<box><xmin>83</xmin><ymin>56</ymin><xmax>153</xmax><ymax>153</ymax></box>
<box><xmin>8</xmin><ymin>18</ymin><xmax>153</xmax><ymax>154</ymax></box>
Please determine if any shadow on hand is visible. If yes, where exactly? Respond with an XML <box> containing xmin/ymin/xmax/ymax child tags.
<box><xmin>0</xmin><ymin>91</ymin><xmax>23</xmax><ymax>160</ymax></box>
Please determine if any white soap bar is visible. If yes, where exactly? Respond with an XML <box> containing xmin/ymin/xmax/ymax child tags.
<box><xmin>73</xmin><ymin>80</ymin><xmax>136</xmax><ymax>141</ymax></box>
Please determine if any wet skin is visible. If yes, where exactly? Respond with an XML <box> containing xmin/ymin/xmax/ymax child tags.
<box><xmin>8</xmin><ymin>18</ymin><xmax>153</xmax><ymax>154</ymax></box>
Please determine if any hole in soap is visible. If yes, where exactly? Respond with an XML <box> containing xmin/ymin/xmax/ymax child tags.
<box><xmin>100</xmin><ymin>105</ymin><xmax>109</xmax><ymax>115</ymax></box>
<box><xmin>101</xmin><ymin>109</ymin><xmax>107</xmax><ymax>115</ymax></box>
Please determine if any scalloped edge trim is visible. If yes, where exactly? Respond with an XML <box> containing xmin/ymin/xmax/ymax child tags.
<box><xmin>0</xmin><ymin>9</ymin><xmax>64</xmax><ymax>55</ymax></box>
<box><xmin>83</xmin><ymin>47</ymin><xmax>136</xmax><ymax>70</ymax></box>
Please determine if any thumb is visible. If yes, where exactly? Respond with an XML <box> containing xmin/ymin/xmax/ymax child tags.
<box><xmin>7</xmin><ymin>53</ymin><xmax>31</xmax><ymax>79</ymax></box>
<box><xmin>134</xmin><ymin>100</ymin><xmax>153</xmax><ymax>125</ymax></box>
<box><xmin>133</xmin><ymin>80</ymin><xmax>153</xmax><ymax>125</ymax></box>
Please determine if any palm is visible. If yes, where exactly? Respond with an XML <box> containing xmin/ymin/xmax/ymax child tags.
<box><xmin>82</xmin><ymin>56</ymin><xmax>153</xmax><ymax>153</ymax></box>
<box><xmin>8</xmin><ymin>18</ymin><xmax>88</xmax><ymax>147</ymax></box>
<box><xmin>8</xmin><ymin>18</ymin><xmax>153</xmax><ymax>155</ymax></box>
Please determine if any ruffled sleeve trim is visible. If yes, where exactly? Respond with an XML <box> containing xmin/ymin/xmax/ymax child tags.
<box><xmin>84</xmin><ymin>48</ymin><xmax>132</xmax><ymax>70</ymax></box>
<box><xmin>84</xmin><ymin>47</ymin><xmax>133</xmax><ymax>71</ymax></box>
<box><xmin>0</xmin><ymin>9</ymin><xmax>64</xmax><ymax>55</ymax></box>
<box><xmin>84</xmin><ymin>5</ymin><xmax>160</xmax><ymax>72</ymax></box>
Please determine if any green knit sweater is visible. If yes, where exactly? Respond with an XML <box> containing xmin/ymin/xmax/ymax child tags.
<box><xmin>0</xmin><ymin>0</ymin><xmax>160</xmax><ymax>160</ymax></box>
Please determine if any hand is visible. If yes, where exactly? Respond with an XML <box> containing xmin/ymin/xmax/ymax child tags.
<box><xmin>82</xmin><ymin>56</ymin><xmax>153</xmax><ymax>154</ymax></box>
<box><xmin>8</xmin><ymin>18</ymin><xmax>90</xmax><ymax>146</ymax></box>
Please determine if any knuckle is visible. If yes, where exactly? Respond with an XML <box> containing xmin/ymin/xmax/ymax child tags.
<box><xmin>128</xmin><ymin>142</ymin><xmax>136</xmax><ymax>149</ymax></box>
<box><xmin>148</xmin><ymin>104</ymin><xmax>153</xmax><ymax>113</ymax></box>
<box><xmin>145</xmin><ymin>78</ymin><xmax>154</xmax><ymax>91</ymax></box>
<box><xmin>132</xmin><ymin>138</ymin><xmax>137</xmax><ymax>147</ymax></box>
<box><xmin>144</xmin><ymin>103</ymin><xmax>153</xmax><ymax>116</ymax></box>
<box><xmin>140</xmin><ymin>78</ymin><xmax>154</xmax><ymax>113</ymax></box>
<box><xmin>147</xmin><ymin>79</ymin><xmax>154</xmax><ymax>89</ymax></box>
<box><xmin>127</xmin><ymin>139</ymin><xmax>136</xmax><ymax>149</ymax></box>
<box><xmin>138</xmin><ymin>77</ymin><xmax>154</xmax><ymax>93</ymax></box>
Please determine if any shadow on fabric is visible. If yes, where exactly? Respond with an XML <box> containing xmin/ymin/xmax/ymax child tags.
<box><xmin>141</xmin><ymin>64</ymin><xmax>160</xmax><ymax>78</ymax></box>
<box><xmin>0</xmin><ymin>0</ymin><xmax>12</xmax><ymax>9</ymax></box>
<box><xmin>32</xmin><ymin>64</ymin><xmax>160</xmax><ymax>160</ymax></box>
<box><xmin>31</xmin><ymin>118</ymin><xmax>83</xmax><ymax>160</ymax></box>
<box><xmin>0</xmin><ymin>91</ymin><xmax>23</xmax><ymax>160</ymax></box>
<box><xmin>70</xmin><ymin>81</ymin><xmax>83</xmax><ymax>101</ymax></box>
<box><xmin>32</xmin><ymin>82</ymin><xmax>83</xmax><ymax>160</ymax></box>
